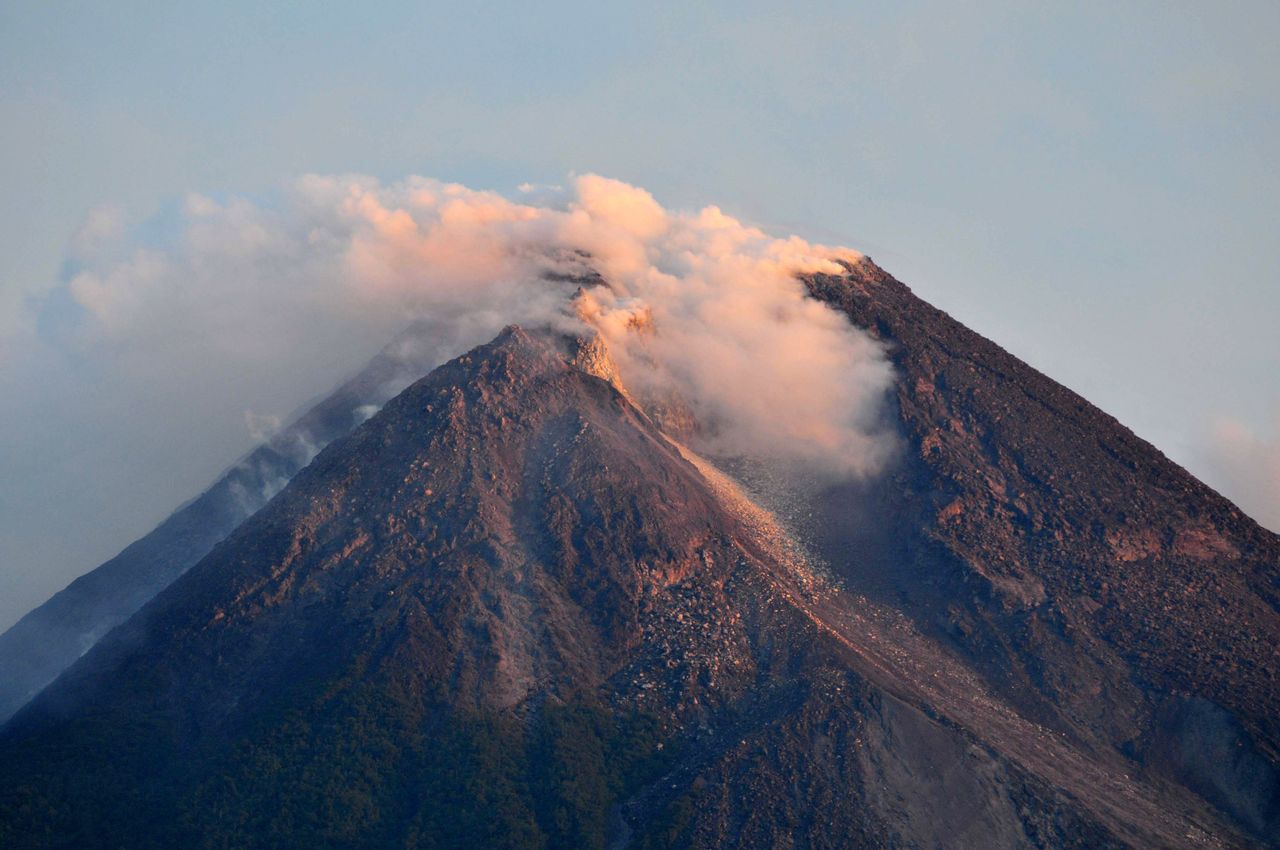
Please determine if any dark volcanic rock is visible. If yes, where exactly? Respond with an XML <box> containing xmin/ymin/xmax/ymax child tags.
<box><xmin>0</xmin><ymin>263</ymin><xmax>1275</xmax><ymax>849</ymax></box>
<box><xmin>803</xmin><ymin>258</ymin><xmax>1280</xmax><ymax>844</ymax></box>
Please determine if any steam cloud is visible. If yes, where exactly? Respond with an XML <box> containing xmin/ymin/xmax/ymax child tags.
<box><xmin>1197</xmin><ymin>416</ymin><xmax>1280</xmax><ymax>533</ymax></box>
<box><xmin>60</xmin><ymin>173</ymin><xmax>895</xmax><ymax>477</ymax></box>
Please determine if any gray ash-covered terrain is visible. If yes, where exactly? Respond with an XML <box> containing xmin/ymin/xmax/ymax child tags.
<box><xmin>0</xmin><ymin>261</ymin><xmax>1276</xmax><ymax>849</ymax></box>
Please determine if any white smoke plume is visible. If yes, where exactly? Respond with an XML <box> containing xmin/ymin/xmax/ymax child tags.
<box><xmin>57</xmin><ymin>173</ymin><xmax>896</xmax><ymax>477</ymax></box>
<box><xmin>1196</xmin><ymin>415</ymin><xmax>1280</xmax><ymax>533</ymax></box>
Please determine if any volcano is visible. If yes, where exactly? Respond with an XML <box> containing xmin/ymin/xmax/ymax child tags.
<box><xmin>0</xmin><ymin>260</ymin><xmax>1276</xmax><ymax>849</ymax></box>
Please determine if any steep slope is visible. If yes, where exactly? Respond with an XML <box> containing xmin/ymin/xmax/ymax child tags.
<box><xmin>0</xmin><ymin>327</ymin><xmax>1259</xmax><ymax>849</ymax></box>
<box><xmin>0</xmin><ymin>323</ymin><xmax>440</xmax><ymax>723</ymax></box>
<box><xmin>803</xmin><ymin>258</ymin><xmax>1280</xmax><ymax>842</ymax></box>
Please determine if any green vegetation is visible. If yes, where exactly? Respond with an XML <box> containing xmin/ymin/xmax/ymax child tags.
<box><xmin>0</xmin><ymin>669</ymin><xmax>674</xmax><ymax>849</ymax></box>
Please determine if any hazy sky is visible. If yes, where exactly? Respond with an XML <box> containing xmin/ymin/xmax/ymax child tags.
<box><xmin>1</xmin><ymin>1</ymin><xmax>1277</xmax><ymax>631</ymax></box>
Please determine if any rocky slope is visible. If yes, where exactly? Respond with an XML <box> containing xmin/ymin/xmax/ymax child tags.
<box><xmin>803</xmin><ymin>258</ymin><xmax>1280</xmax><ymax>841</ymax></box>
<box><xmin>0</xmin><ymin>322</ymin><xmax>441</xmax><ymax>723</ymax></box>
<box><xmin>0</xmin><ymin>321</ymin><xmax>1271</xmax><ymax>849</ymax></box>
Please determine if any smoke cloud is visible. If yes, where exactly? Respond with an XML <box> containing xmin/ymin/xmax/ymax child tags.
<box><xmin>1196</xmin><ymin>415</ymin><xmax>1280</xmax><ymax>533</ymax></box>
<box><xmin>61</xmin><ymin>173</ymin><xmax>896</xmax><ymax>474</ymax></box>
<box><xmin>1</xmin><ymin>174</ymin><xmax>896</xmax><ymax>629</ymax></box>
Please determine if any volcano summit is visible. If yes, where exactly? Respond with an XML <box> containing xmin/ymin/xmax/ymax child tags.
<box><xmin>0</xmin><ymin>193</ymin><xmax>1276</xmax><ymax>849</ymax></box>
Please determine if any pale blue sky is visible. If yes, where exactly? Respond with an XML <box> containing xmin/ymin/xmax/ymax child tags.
<box><xmin>1</xmin><ymin>1</ymin><xmax>1278</xmax><ymax>629</ymax></box>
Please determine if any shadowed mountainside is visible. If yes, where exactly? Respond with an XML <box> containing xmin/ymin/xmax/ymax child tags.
<box><xmin>802</xmin><ymin>259</ymin><xmax>1280</xmax><ymax>841</ymax></box>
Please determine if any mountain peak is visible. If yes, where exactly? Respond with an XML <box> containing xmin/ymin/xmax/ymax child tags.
<box><xmin>1</xmin><ymin>273</ymin><xmax>1276</xmax><ymax>849</ymax></box>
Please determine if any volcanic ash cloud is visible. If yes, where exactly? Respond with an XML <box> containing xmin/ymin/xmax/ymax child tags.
<box><xmin>61</xmin><ymin>173</ymin><xmax>899</xmax><ymax>477</ymax></box>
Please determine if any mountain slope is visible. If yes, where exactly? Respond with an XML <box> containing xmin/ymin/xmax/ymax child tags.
<box><xmin>0</xmin><ymin>326</ymin><xmax>1263</xmax><ymax>849</ymax></box>
<box><xmin>0</xmin><ymin>323</ymin><xmax>440</xmax><ymax>723</ymax></box>
<box><xmin>802</xmin><ymin>258</ymin><xmax>1280</xmax><ymax>840</ymax></box>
